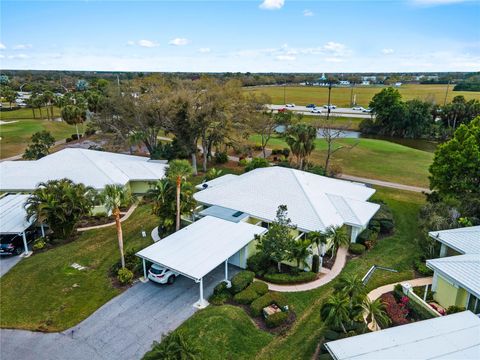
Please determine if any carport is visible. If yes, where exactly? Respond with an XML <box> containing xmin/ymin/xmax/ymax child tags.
<box><xmin>0</xmin><ymin>194</ymin><xmax>43</xmax><ymax>256</ymax></box>
<box><xmin>136</xmin><ymin>216</ymin><xmax>266</xmax><ymax>308</ymax></box>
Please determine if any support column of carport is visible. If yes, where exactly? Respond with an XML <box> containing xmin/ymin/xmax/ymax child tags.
<box><xmin>194</xmin><ymin>277</ymin><xmax>209</xmax><ymax>309</ymax></box>
<box><xmin>22</xmin><ymin>231</ymin><xmax>29</xmax><ymax>255</ymax></box>
<box><xmin>224</xmin><ymin>260</ymin><xmax>232</xmax><ymax>288</ymax></box>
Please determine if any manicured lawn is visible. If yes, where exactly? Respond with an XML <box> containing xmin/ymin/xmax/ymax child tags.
<box><xmin>0</xmin><ymin>204</ymin><xmax>156</xmax><ymax>332</ymax></box>
<box><xmin>0</xmin><ymin>106</ymin><xmax>62</xmax><ymax>120</ymax></box>
<box><xmin>245</xmin><ymin>84</ymin><xmax>480</xmax><ymax>107</ymax></box>
<box><xmin>250</xmin><ymin>135</ymin><xmax>433</xmax><ymax>187</ymax></box>
<box><xmin>168</xmin><ymin>187</ymin><xmax>426</xmax><ymax>359</ymax></box>
<box><xmin>301</xmin><ymin>115</ymin><xmax>362</xmax><ymax>130</ymax></box>
<box><xmin>0</xmin><ymin>118</ymin><xmax>79</xmax><ymax>159</ymax></box>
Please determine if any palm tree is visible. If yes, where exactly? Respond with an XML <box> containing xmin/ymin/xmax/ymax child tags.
<box><xmin>321</xmin><ymin>293</ymin><xmax>351</xmax><ymax>333</ymax></box>
<box><xmin>326</xmin><ymin>225</ymin><xmax>350</xmax><ymax>259</ymax></box>
<box><xmin>285</xmin><ymin>124</ymin><xmax>317</xmax><ymax>170</ymax></box>
<box><xmin>42</xmin><ymin>91</ymin><xmax>55</xmax><ymax>120</ymax></box>
<box><xmin>362</xmin><ymin>298</ymin><xmax>391</xmax><ymax>331</ymax></box>
<box><xmin>61</xmin><ymin>104</ymin><xmax>86</xmax><ymax>139</ymax></box>
<box><xmin>336</xmin><ymin>273</ymin><xmax>367</xmax><ymax>319</ymax></box>
<box><xmin>307</xmin><ymin>230</ymin><xmax>328</xmax><ymax>256</ymax></box>
<box><xmin>101</xmin><ymin>184</ymin><xmax>132</xmax><ymax>269</ymax></box>
<box><xmin>166</xmin><ymin>160</ymin><xmax>193</xmax><ymax>231</ymax></box>
<box><xmin>143</xmin><ymin>332</ymin><xmax>200</xmax><ymax>360</ymax></box>
<box><xmin>289</xmin><ymin>238</ymin><xmax>312</xmax><ymax>270</ymax></box>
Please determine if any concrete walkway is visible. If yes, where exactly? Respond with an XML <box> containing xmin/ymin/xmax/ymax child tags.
<box><xmin>367</xmin><ymin>277</ymin><xmax>433</xmax><ymax>301</ymax></box>
<box><xmin>337</xmin><ymin>174</ymin><xmax>430</xmax><ymax>194</ymax></box>
<box><xmin>265</xmin><ymin>247</ymin><xmax>348</xmax><ymax>292</ymax></box>
<box><xmin>77</xmin><ymin>203</ymin><xmax>138</xmax><ymax>232</ymax></box>
<box><xmin>0</xmin><ymin>264</ymin><xmax>239</xmax><ymax>360</ymax></box>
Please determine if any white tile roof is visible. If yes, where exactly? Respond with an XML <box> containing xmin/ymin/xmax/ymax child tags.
<box><xmin>136</xmin><ymin>216</ymin><xmax>266</xmax><ymax>281</ymax></box>
<box><xmin>0</xmin><ymin>194</ymin><xmax>33</xmax><ymax>234</ymax></box>
<box><xmin>194</xmin><ymin>167</ymin><xmax>379</xmax><ymax>232</ymax></box>
<box><xmin>429</xmin><ymin>226</ymin><xmax>480</xmax><ymax>255</ymax></box>
<box><xmin>325</xmin><ymin>311</ymin><xmax>480</xmax><ymax>360</ymax></box>
<box><xmin>427</xmin><ymin>254</ymin><xmax>480</xmax><ymax>298</ymax></box>
<box><xmin>195</xmin><ymin>174</ymin><xmax>238</xmax><ymax>190</ymax></box>
<box><xmin>0</xmin><ymin>149</ymin><xmax>167</xmax><ymax>191</ymax></box>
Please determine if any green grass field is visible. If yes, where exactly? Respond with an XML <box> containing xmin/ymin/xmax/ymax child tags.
<box><xmin>245</xmin><ymin>84</ymin><xmax>480</xmax><ymax>107</ymax></box>
<box><xmin>301</xmin><ymin>115</ymin><xmax>362</xmax><ymax>130</ymax></box>
<box><xmin>0</xmin><ymin>205</ymin><xmax>156</xmax><ymax>332</ymax></box>
<box><xmin>250</xmin><ymin>135</ymin><xmax>434</xmax><ymax>187</ymax></box>
<box><xmin>170</xmin><ymin>187</ymin><xmax>425</xmax><ymax>359</ymax></box>
<box><xmin>0</xmin><ymin>118</ymin><xmax>79</xmax><ymax>159</ymax></box>
<box><xmin>0</xmin><ymin>106</ymin><xmax>62</xmax><ymax>120</ymax></box>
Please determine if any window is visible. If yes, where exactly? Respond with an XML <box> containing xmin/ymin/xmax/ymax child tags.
<box><xmin>467</xmin><ymin>294</ymin><xmax>480</xmax><ymax>314</ymax></box>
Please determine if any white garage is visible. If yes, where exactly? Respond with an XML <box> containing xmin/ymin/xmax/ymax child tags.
<box><xmin>136</xmin><ymin>216</ymin><xmax>266</xmax><ymax>308</ymax></box>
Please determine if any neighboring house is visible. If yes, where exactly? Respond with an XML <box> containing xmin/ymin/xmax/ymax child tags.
<box><xmin>427</xmin><ymin>226</ymin><xmax>480</xmax><ymax>314</ymax></box>
<box><xmin>325</xmin><ymin>311</ymin><xmax>480</xmax><ymax>360</ymax></box>
<box><xmin>0</xmin><ymin>148</ymin><xmax>167</xmax><ymax>195</ymax></box>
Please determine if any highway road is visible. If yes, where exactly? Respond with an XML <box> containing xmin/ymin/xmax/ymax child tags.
<box><xmin>268</xmin><ymin>104</ymin><xmax>374</xmax><ymax>119</ymax></box>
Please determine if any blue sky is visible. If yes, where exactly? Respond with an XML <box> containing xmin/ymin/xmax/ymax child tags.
<box><xmin>1</xmin><ymin>0</ymin><xmax>479</xmax><ymax>72</ymax></box>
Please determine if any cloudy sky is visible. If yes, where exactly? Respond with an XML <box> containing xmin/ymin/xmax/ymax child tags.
<box><xmin>1</xmin><ymin>0</ymin><xmax>479</xmax><ymax>72</ymax></box>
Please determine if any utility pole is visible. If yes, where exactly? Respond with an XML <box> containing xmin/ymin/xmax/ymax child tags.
<box><xmin>283</xmin><ymin>81</ymin><xmax>286</xmax><ymax>105</ymax></box>
<box><xmin>350</xmin><ymin>82</ymin><xmax>355</xmax><ymax>107</ymax></box>
<box><xmin>326</xmin><ymin>82</ymin><xmax>332</xmax><ymax>121</ymax></box>
<box><xmin>443</xmin><ymin>80</ymin><xmax>450</xmax><ymax>106</ymax></box>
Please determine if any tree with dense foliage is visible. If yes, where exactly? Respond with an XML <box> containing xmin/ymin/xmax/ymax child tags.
<box><xmin>2</xmin><ymin>88</ymin><xmax>17</xmax><ymax>108</ymax></box>
<box><xmin>23</xmin><ymin>131</ymin><xmax>56</xmax><ymax>160</ymax></box>
<box><xmin>101</xmin><ymin>184</ymin><xmax>132</xmax><ymax>269</ymax></box>
<box><xmin>321</xmin><ymin>293</ymin><xmax>351</xmax><ymax>333</ymax></box>
<box><xmin>256</xmin><ymin>205</ymin><xmax>296</xmax><ymax>273</ymax></box>
<box><xmin>363</xmin><ymin>87</ymin><xmax>406</xmax><ymax>136</ymax></box>
<box><xmin>166</xmin><ymin>160</ymin><xmax>193</xmax><ymax>231</ymax></box>
<box><xmin>25</xmin><ymin>179</ymin><xmax>96</xmax><ymax>240</ymax></box>
<box><xmin>143</xmin><ymin>332</ymin><xmax>200</xmax><ymax>360</ymax></box>
<box><xmin>61</xmin><ymin>104</ymin><xmax>86</xmax><ymax>139</ymax></box>
<box><xmin>403</xmin><ymin>99</ymin><xmax>434</xmax><ymax>138</ymax></box>
<box><xmin>440</xmin><ymin>96</ymin><xmax>480</xmax><ymax>131</ymax></box>
<box><xmin>285</xmin><ymin>123</ymin><xmax>317</xmax><ymax>170</ymax></box>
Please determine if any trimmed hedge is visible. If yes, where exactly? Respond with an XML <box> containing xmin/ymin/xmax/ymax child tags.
<box><xmin>265</xmin><ymin>311</ymin><xmax>288</xmax><ymax>328</ymax></box>
<box><xmin>248</xmin><ymin>281</ymin><xmax>269</xmax><ymax>296</ymax></box>
<box><xmin>312</xmin><ymin>255</ymin><xmax>320</xmax><ymax>273</ymax></box>
<box><xmin>214</xmin><ymin>281</ymin><xmax>229</xmax><ymax>295</ymax></box>
<box><xmin>234</xmin><ymin>288</ymin><xmax>260</xmax><ymax>305</ymax></box>
<box><xmin>231</xmin><ymin>271</ymin><xmax>255</xmax><ymax>293</ymax></box>
<box><xmin>250</xmin><ymin>292</ymin><xmax>288</xmax><ymax>317</ymax></box>
<box><xmin>209</xmin><ymin>292</ymin><xmax>231</xmax><ymax>305</ymax></box>
<box><xmin>349</xmin><ymin>243</ymin><xmax>366</xmax><ymax>255</ymax></box>
<box><xmin>263</xmin><ymin>271</ymin><xmax>316</xmax><ymax>285</ymax></box>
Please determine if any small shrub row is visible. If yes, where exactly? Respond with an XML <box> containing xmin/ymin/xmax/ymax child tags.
<box><xmin>231</xmin><ymin>270</ymin><xmax>255</xmax><ymax>293</ymax></box>
<box><xmin>233</xmin><ymin>281</ymin><xmax>269</xmax><ymax>305</ymax></box>
<box><xmin>250</xmin><ymin>292</ymin><xmax>288</xmax><ymax>317</ymax></box>
<box><xmin>263</xmin><ymin>271</ymin><xmax>316</xmax><ymax>285</ymax></box>
<box><xmin>245</xmin><ymin>158</ymin><xmax>270</xmax><ymax>172</ymax></box>
<box><xmin>349</xmin><ymin>243</ymin><xmax>366</xmax><ymax>255</ymax></box>
<box><xmin>265</xmin><ymin>311</ymin><xmax>288</xmax><ymax>328</ymax></box>
<box><xmin>117</xmin><ymin>268</ymin><xmax>134</xmax><ymax>285</ymax></box>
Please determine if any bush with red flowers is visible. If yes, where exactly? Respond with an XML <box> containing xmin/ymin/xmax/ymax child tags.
<box><xmin>380</xmin><ymin>293</ymin><xmax>409</xmax><ymax>326</ymax></box>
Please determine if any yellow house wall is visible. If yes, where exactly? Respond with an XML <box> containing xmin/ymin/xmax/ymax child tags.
<box><xmin>129</xmin><ymin>181</ymin><xmax>152</xmax><ymax>194</ymax></box>
<box><xmin>455</xmin><ymin>288</ymin><xmax>469</xmax><ymax>308</ymax></box>
<box><xmin>434</xmin><ymin>275</ymin><xmax>460</xmax><ymax>308</ymax></box>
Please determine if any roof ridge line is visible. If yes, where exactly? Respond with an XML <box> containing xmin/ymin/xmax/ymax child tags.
<box><xmin>291</xmin><ymin>169</ymin><xmax>325</xmax><ymax>230</ymax></box>
<box><xmin>326</xmin><ymin>193</ymin><xmax>361</xmax><ymax>225</ymax></box>
<box><xmin>77</xmin><ymin>149</ymin><xmax>127</xmax><ymax>185</ymax></box>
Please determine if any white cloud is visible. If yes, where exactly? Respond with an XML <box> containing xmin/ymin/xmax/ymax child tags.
<box><xmin>0</xmin><ymin>42</ymin><xmax>6</xmax><ymax>50</ymax></box>
<box><xmin>259</xmin><ymin>0</ymin><xmax>284</xmax><ymax>10</ymax></box>
<box><xmin>276</xmin><ymin>54</ymin><xmax>296</xmax><ymax>61</ymax></box>
<box><xmin>382</xmin><ymin>48</ymin><xmax>395</xmax><ymax>54</ymax></box>
<box><xmin>13</xmin><ymin>44</ymin><xmax>32</xmax><ymax>50</ymax></box>
<box><xmin>126</xmin><ymin>40</ymin><xmax>135</xmax><ymax>46</ymax></box>
<box><xmin>169</xmin><ymin>38</ymin><xmax>190</xmax><ymax>46</ymax></box>
<box><xmin>303</xmin><ymin>9</ymin><xmax>314</xmax><ymax>16</ymax></box>
<box><xmin>8</xmin><ymin>54</ymin><xmax>29</xmax><ymax>59</ymax></box>
<box><xmin>199</xmin><ymin>47</ymin><xmax>211</xmax><ymax>53</ymax></box>
<box><xmin>138</xmin><ymin>39</ymin><xmax>159</xmax><ymax>48</ymax></box>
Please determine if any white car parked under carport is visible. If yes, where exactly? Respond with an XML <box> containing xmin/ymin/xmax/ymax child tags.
<box><xmin>148</xmin><ymin>264</ymin><xmax>179</xmax><ymax>284</ymax></box>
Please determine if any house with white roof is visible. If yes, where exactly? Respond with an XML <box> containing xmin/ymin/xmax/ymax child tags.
<box><xmin>0</xmin><ymin>148</ymin><xmax>167</xmax><ymax>194</ymax></box>
<box><xmin>427</xmin><ymin>226</ymin><xmax>480</xmax><ymax>314</ymax></box>
<box><xmin>325</xmin><ymin>311</ymin><xmax>480</xmax><ymax>360</ymax></box>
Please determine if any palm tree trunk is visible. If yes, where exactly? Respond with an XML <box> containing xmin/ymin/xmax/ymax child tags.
<box><xmin>75</xmin><ymin>123</ymin><xmax>80</xmax><ymax>139</ymax></box>
<box><xmin>191</xmin><ymin>153</ymin><xmax>198</xmax><ymax>176</ymax></box>
<box><xmin>39</xmin><ymin>107</ymin><xmax>43</xmax><ymax>120</ymax></box>
<box><xmin>115</xmin><ymin>208</ymin><xmax>125</xmax><ymax>269</ymax></box>
<box><xmin>340</xmin><ymin>322</ymin><xmax>347</xmax><ymax>334</ymax></box>
<box><xmin>176</xmin><ymin>176</ymin><xmax>181</xmax><ymax>231</ymax></box>
<box><xmin>277</xmin><ymin>261</ymin><xmax>282</xmax><ymax>273</ymax></box>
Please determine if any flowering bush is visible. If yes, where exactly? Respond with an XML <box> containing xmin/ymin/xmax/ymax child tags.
<box><xmin>381</xmin><ymin>293</ymin><xmax>409</xmax><ymax>326</ymax></box>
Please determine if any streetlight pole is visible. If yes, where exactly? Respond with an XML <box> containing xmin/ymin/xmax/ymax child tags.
<box><xmin>326</xmin><ymin>82</ymin><xmax>332</xmax><ymax>122</ymax></box>
<box><xmin>283</xmin><ymin>82</ymin><xmax>286</xmax><ymax>105</ymax></box>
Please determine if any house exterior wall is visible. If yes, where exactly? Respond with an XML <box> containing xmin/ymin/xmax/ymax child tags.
<box><xmin>433</xmin><ymin>274</ymin><xmax>469</xmax><ymax>308</ymax></box>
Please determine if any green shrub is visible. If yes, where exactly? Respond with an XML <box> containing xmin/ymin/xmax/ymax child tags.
<box><xmin>33</xmin><ymin>237</ymin><xmax>47</xmax><ymax>250</ymax></box>
<box><xmin>209</xmin><ymin>292</ymin><xmax>231</xmax><ymax>306</ymax></box>
<box><xmin>282</xmin><ymin>148</ymin><xmax>290</xmax><ymax>157</ymax></box>
<box><xmin>379</xmin><ymin>219</ymin><xmax>395</xmax><ymax>234</ymax></box>
<box><xmin>245</xmin><ymin>158</ymin><xmax>270</xmax><ymax>172</ymax></box>
<box><xmin>231</xmin><ymin>270</ymin><xmax>255</xmax><ymax>293</ymax></box>
<box><xmin>250</xmin><ymin>292</ymin><xmax>288</xmax><ymax>317</ymax></box>
<box><xmin>111</xmin><ymin>248</ymin><xmax>142</xmax><ymax>276</ymax></box>
<box><xmin>214</xmin><ymin>281</ymin><xmax>229</xmax><ymax>295</ymax></box>
<box><xmin>446</xmin><ymin>305</ymin><xmax>466</xmax><ymax>314</ymax></box>
<box><xmin>265</xmin><ymin>311</ymin><xmax>288</xmax><ymax>328</ymax></box>
<box><xmin>393</xmin><ymin>283</ymin><xmax>404</xmax><ymax>300</ymax></box>
<box><xmin>414</xmin><ymin>259</ymin><xmax>433</xmax><ymax>276</ymax></box>
<box><xmin>117</xmin><ymin>268</ymin><xmax>134</xmax><ymax>285</ymax></box>
<box><xmin>357</xmin><ymin>229</ymin><xmax>378</xmax><ymax>248</ymax></box>
<box><xmin>372</xmin><ymin>202</ymin><xmax>395</xmax><ymax>234</ymax></box>
<box><xmin>214</xmin><ymin>152</ymin><xmax>228</xmax><ymax>164</ymax></box>
<box><xmin>93</xmin><ymin>211</ymin><xmax>108</xmax><ymax>218</ymax></box>
<box><xmin>368</xmin><ymin>219</ymin><xmax>381</xmax><ymax>233</ymax></box>
<box><xmin>263</xmin><ymin>271</ymin><xmax>316</xmax><ymax>284</ymax></box>
<box><xmin>234</xmin><ymin>288</ymin><xmax>261</xmax><ymax>304</ymax></box>
<box><xmin>312</xmin><ymin>255</ymin><xmax>320</xmax><ymax>273</ymax></box>
<box><xmin>323</xmin><ymin>329</ymin><xmax>340</xmax><ymax>341</ymax></box>
<box><xmin>408</xmin><ymin>298</ymin><xmax>435</xmax><ymax>320</ymax></box>
<box><xmin>247</xmin><ymin>253</ymin><xmax>271</xmax><ymax>276</ymax></box>
<box><xmin>349</xmin><ymin>243</ymin><xmax>366</xmax><ymax>255</ymax></box>
<box><xmin>247</xmin><ymin>281</ymin><xmax>269</xmax><ymax>296</ymax></box>
<box><xmin>238</xmin><ymin>158</ymin><xmax>248</xmax><ymax>167</ymax></box>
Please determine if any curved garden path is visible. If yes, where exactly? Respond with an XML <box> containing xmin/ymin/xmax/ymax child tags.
<box><xmin>367</xmin><ymin>276</ymin><xmax>433</xmax><ymax>301</ymax></box>
<box><xmin>77</xmin><ymin>203</ymin><xmax>138</xmax><ymax>232</ymax></box>
<box><xmin>264</xmin><ymin>247</ymin><xmax>348</xmax><ymax>292</ymax></box>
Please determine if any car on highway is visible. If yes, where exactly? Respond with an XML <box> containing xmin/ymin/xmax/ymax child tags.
<box><xmin>148</xmin><ymin>264</ymin><xmax>179</xmax><ymax>284</ymax></box>
<box><xmin>311</xmin><ymin>108</ymin><xmax>322</xmax><ymax>113</ymax></box>
<box><xmin>323</xmin><ymin>104</ymin><xmax>337</xmax><ymax>110</ymax></box>
<box><xmin>285</xmin><ymin>103</ymin><xmax>295</xmax><ymax>108</ymax></box>
<box><xmin>362</xmin><ymin>108</ymin><xmax>372</xmax><ymax>113</ymax></box>
<box><xmin>306</xmin><ymin>104</ymin><xmax>316</xmax><ymax>108</ymax></box>
<box><xmin>352</xmin><ymin>106</ymin><xmax>364</xmax><ymax>111</ymax></box>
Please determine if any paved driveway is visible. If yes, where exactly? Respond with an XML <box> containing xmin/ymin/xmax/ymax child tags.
<box><xmin>0</xmin><ymin>254</ymin><xmax>22</xmax><ymax>277</ymax></box>
<box><xmin>0</xmin><ymin>264</ymin><xmax>239</xmax><ymax>360</ymax></box>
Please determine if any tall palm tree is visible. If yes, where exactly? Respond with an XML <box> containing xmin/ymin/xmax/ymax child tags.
<box><xmin>285</xmin><ymin>124</ymin><xmax>317</xmax><ymax>170</ymax></box>
<box><xmin>326</xmin><ymin>225</ymin><xmax>350</xmax><ymax>259</ymax></box>
<box><xmin>101</xmin><ymin>184</ymin><xmax>132</xmax><ymax>269</ymax></box>
<box><xmin>362</xmin><ymin>298</ymin><xmax>391</xmax><ymax>331</ymax></box>
<box><xmin>166</xmin><ymin>160</ymin><xmax>193</xmax><ymax>231</ymax></box>
<box><xmin>336</xmin><ymin>273</ymin><xmax>367</xmax><ymax>318</ymax></box>
<box><xmin>143</xmin><ymin>332</ymin><xmax>200</xmax><ymax>360</ymax></box>
<box><xmin>61</xmin><ymin>104</ymin><xmax>86</xmax><ymax>139</ymax></box>
<box><xmin>321</xmin><ymin>293</ymin><xmax>351</xmax><ymax>333</ymax></box>
<box><xmin>42</xmin><ymin>91</ymin><xmax>55</xmax><ymax>120</ymax></box>
<box><xmin>289</xmin><ymin>238</ymin><xmax>312</xmax><ymax>270</ymax></box>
